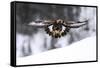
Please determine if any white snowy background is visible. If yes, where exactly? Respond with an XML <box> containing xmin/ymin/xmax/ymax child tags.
<box><xmin>17</xmin><ymin>36</ymin><xmax>96</xmax><ymax>65</ymax></box>
<box><xmin>0</xmin><ymin>0</ymin><xmax>99</xmax><ymax>68</ymax></box>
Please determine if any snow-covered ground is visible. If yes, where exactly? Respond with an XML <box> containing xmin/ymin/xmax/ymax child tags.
<box><xmin>17</xmin><ymin>36</ymin><xmax>96</xmax><ymax>65</ymax></box>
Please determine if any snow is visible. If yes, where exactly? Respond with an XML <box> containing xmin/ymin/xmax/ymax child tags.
<box><xmin>17</xmin><ymin>36</ymin><xmax>96</xmax><ymax>65</ymax></box>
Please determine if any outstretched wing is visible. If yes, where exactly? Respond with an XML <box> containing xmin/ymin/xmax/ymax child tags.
<box><xmin>28</xmin><ymin>20</ymin><xmax>55</xmax><ymax>28</ymax></box>
<box><xmin>63</xmin><ymin>20</ymin><xmax>89</xmax><ymax>28</ymax></box>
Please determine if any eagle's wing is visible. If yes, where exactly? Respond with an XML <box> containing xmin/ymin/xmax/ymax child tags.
<box><xmin>63</xmin><ymin>20</ymin><xmax>88</xmax><ymax>28</ymax></box>
<box><xmin>66</xmin><ymin>20</ymin><xmax>88</xmax><ymax>24</ymax></box>
<box><xmin>28</xmin><ymin>20</ymin><xmax>55</xmax><ymax>27</ymax></box>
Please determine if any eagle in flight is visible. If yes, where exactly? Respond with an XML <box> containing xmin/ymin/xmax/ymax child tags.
<box><xmin>28</xmin><ymin>19</ymin><xmax>88</xmax><ymax>38</ymax></box>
